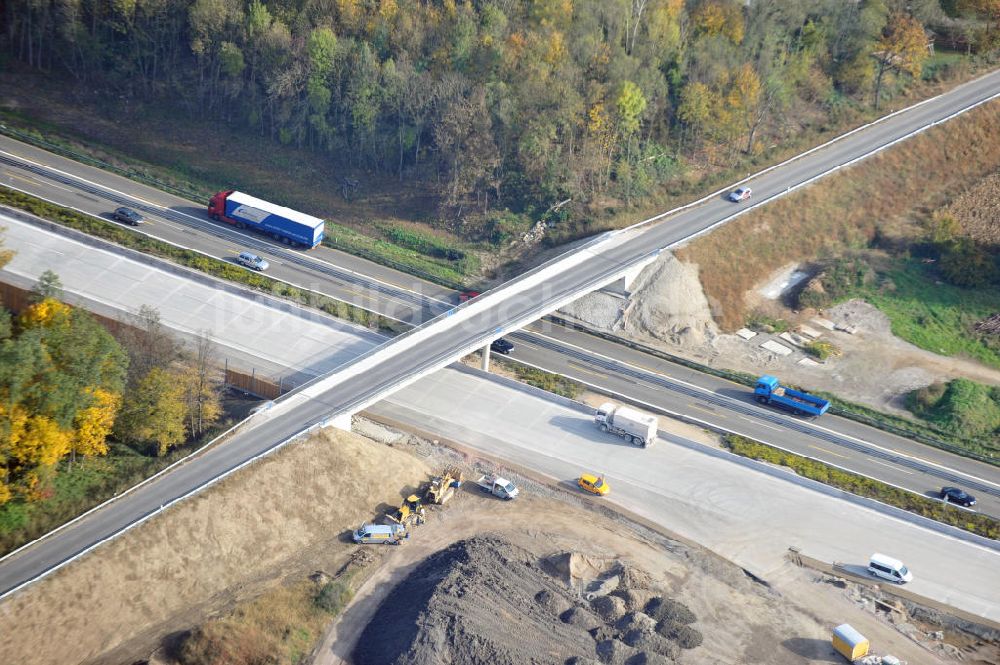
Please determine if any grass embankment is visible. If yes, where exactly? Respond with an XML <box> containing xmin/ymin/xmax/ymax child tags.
<box><xmin>0</xmin><ymin>187</ymin><xmax>405</xmax><ymax>333</ymax></box>
<box><xmin>824</xmin><ymin>258</ymin><xmax>1000</xmax><ymax>368</ymax></box>
<box><xmin>908</xmin><ymin>379</ymin><xmax>1000</xmax><ymax>452</ymax></box>
<box><xmin>179</xmin><ymin>572</ymin><xmax>360</xmax><ymax>665</ymax></box>
<box><xmin>324</xmin><ymin>220</ymin><xmax>475</xmax><ymax>288</ymax></box>
<box><xmin>0</xmin><ymin>439</ymin><xmax>217</xmax><ymax>555</ymax></box>
<box><xmin>677</xmin><ymin>100</ymin><xmax>1000</xmax><ymax>331</ymax></box>
<box><xmin>723</xmin><ymin>434</ymin><xmax>1000</xmax><ymax>540</ymax></box>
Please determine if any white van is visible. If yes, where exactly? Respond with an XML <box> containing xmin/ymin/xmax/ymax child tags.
<box><xmin>868</xmin><ymin>553</ymin><xmax>913</xmax><ymax>584</ymax></box>
<box><xmin>352</xmin><ymin>522</ymin><xmax>407</xmax><ymax>545</ymax></box>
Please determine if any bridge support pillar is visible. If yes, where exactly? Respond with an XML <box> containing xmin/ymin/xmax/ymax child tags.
<box><xmin>480</xmin><ymin>344</ymin><xmax>491</xmax><ymax>372</ymax></box>
<box><xmin>618</xmin><ymin>263</ymin><xmax>647</xmax><ymax>293</ymax></box>
<box><xmin>323</xmin><ymin>412</ymin><xmax>353</xmax><ymax>432</ymax></box>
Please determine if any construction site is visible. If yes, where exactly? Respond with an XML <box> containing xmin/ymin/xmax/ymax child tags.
<box><xmin>2</xmin><ymin>411</ymin><xmax>996</xmax><ymax>665</ymax></box>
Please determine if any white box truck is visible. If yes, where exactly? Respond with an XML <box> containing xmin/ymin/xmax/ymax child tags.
<box><xmin>595</xmin><ymin>402</ymin><xmax>657</xmax><ymax>447</ymax></box>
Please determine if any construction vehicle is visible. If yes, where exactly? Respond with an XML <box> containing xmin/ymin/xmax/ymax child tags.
<box><xmin>476</xmin><ymin>474</ymin><xmax>519</xmax><ymax>500</ymax></box>
<box><xmin>595</xmin><ymin>402</ymin><xmax>658</xmax><ymax>447</ymax></box>
<box><xmin>386</xmin><ymin>494</ymin><xmax>426</xmax><ymax>527</ymax></box>
<box><xmin>426</xmin><ymin>468</ymin><xmax>464</xmax><ymax>505</ymax></box>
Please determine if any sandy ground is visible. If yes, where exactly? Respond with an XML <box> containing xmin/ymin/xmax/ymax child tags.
<box><xmin>0</xmin><ymin>428</ymin><xmax>431</xmax><ymax>665</ymax></box>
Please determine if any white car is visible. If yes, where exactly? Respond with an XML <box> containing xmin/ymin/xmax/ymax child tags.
<box><xmin>727</xmin><ymin>186</ymin><xmax>752</xmax><ymax>202</ymax></box>
<box><xmin>236</xmin><ymin>252</ymin><xmax>269</xmax><ymax>271</ymax></box>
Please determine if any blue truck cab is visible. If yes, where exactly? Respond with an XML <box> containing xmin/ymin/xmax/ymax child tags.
<box><xmin>753</xmin><ymin>375</ymin><xmax>830</xmax><ymax>417</ymax></box>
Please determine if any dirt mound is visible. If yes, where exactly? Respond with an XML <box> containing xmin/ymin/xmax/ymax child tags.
<box><xmin>352</xmin><ymin>536</ymin><xmax>594</xmax><ymax>664</ymax></box>
<box><xmin>591</xmin><ymin>594</ymin><xmax>628</xmax><ymax>623</ymax></box>
<box><xmin>622</xmin><ymin>253</ymin><xmax>718</xmax><ymax>349</ymax></box>
<box><xmin>644</xmin><ymin>597</ymin><xmax>696</xmax><ymax>625</ymax></box>
<box><xmin>610</xmin><ymin>588</ymin><xmax>655</xmax><ymax>612</ymax></box>
<box><xmin>561</xmin><ymin>606</ymin><xmax>602</xmax><ymax>630</ymax></box>
<box><xmin>595</xmin><ymin>638</ymin><xmax>639</xmax><ymax>664</ymax></box>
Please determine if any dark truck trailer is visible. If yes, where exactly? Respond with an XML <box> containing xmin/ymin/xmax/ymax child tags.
<box><xmin>208</xmin><ymin>190</ymin><xmax>325</xmax><ymax>249</ymax></box>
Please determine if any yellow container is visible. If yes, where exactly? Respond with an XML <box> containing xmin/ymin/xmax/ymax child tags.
<box><xmin>832</xmin><ymin>624</ymin><xmax>870</xmax><ymax>661</ymax></box>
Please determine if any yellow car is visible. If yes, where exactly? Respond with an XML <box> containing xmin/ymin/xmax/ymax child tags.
<box><xmin>578</xmin><ymin>474</ymin><xmax>610</xmax><ymax>496</ymax></box>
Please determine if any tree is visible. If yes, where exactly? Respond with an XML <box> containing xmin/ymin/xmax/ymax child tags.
<box><xmin>957</xmin><ymin>0</ymin><xmax>1000</xmax><ymax>51</ymax></box>
<box><xmin>873</xmin><ymin>14</ymin><xmax>929</xmax><ymax>109</ymax></box>
<box><xmin>306</xmin><ymin>27</ymin><xmax>338</xmax><ymax>149</ymax></box>
<box><xmin>181</xmin><ymin>333</ymin><xmax>222</xmax><ymax>438</ymax></box>
<box><xmin>30</xmin><ymin>270</ymin><xmax>62</xmax><ymax>303</ymax></box>
<box><xmin>120</xmin><ymin>305</ymin><xmax>178</xmax><ymax>385</ymax></box>
<box><xmin>115</xmin><ymin>367</ymin><xmax>187</xmax><ymax>456</ymax></box>
<box><xmin>70</xmin><ymin>388</ymin><xmax>121</xmax><ymax>466</ymax></box>
<box><xmin>18</xmin><ymin>297</ymin><xmax>71</xmax><ymax>329</ymax></box>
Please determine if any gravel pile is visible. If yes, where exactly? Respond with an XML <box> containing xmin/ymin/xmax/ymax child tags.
<box><xmin>352</xmin><ymin>536</ymin><xmax>702</xmax><ymax>664</ymax></box>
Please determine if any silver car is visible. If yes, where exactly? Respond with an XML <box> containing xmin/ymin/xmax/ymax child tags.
<box><xmin>236</xmin><ymin>251</ymin><xmax>269</xmax><ymax>271</ymax></box>
<box><xmin>727</xmin><ymin>187</ymin><xmax>752</xmax><ymax>202</ymax></box>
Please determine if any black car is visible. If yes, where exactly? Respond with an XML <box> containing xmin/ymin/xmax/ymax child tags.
<box><xmin>940</xmin><ymin>486</ymin><xmax>976</xmax><ymax>507</ymax></box>
<box><xmin>491</xmin><ymin>338</ymin><xmax>514</xmax><ymax>355</ymax></box>
<box><xmin>112</xmin><ymin>207</ymin><xmax>144</xmax><ymax>226</ymax></box>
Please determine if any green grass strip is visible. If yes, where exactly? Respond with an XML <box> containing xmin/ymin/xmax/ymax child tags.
<box><xmin>723</xmin><ymin>434</ymin><xmax>999</xmax><ymax>540</ymax></box>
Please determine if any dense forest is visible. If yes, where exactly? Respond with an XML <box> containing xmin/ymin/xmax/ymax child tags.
<box><xmin>3</xmin><ymin>0</ymin><xmax>998</xmax><ymax>230</ymax></box>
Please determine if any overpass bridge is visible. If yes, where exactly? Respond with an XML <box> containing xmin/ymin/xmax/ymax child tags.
<box><xmin>2</xmin><ymin>68</ymin><xmax>999</xmax><ymax>600</ymax></box>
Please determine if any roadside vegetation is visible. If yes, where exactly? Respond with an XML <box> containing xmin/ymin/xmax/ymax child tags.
<box><xmin>908</xmin><ymin>379</ymin><xmax>1000</xmax><ymax>445</ymax></box>
<box><xmin>177</xmin><ymin>573</ymin><xmax>360</xmax><ymax>665</ymax></box>
<box><xmin>678</xmin><ymin>97</ymin><xmax>1000</xmax><ymax>330</ymax></box>
<box><xmin>723</xmin><ymin>434</ymin><xmax>1000</xmax><ymax>540</ymax></box>
<box><xmin>0</xmin><ymin>271</ymin><xmax>245</xmax><ymax>555</ymax></box>
<box><xmin>495</xmin><ymin>358</ymin><xmax>585</xmax><ymax>400</ymax></box>
<box><xmin>2</xmin><ymin>0</ymin><xmax>996</xmax><ymax>281</ymax></box>
<box><xmin>799</xmin><ymin>255</ymin><xmax>1000</xmax><ymax>369</ymax></box>
<box><xmin>0</xmin><ymin>187</ymin><xmax>404</xmax><ymax>333</ymax></box>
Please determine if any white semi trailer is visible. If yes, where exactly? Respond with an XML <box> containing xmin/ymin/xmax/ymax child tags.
<box><xmin>595</xmin><ymin>402</ymin><xmax>658</xmax><ymax>447</ymax></box>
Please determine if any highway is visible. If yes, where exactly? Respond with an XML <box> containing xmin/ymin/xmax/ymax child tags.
<box><xmin>371</xmin><ymin>366</ymin><xmax>1000</xmax><ymax>623</ymax></box>
<box><xmin>2</xmin><ymin>85</ymin><xmax>999</xmax><ymax>509</ymax></box>
<box><xmin>5</xmin><ymin>212</ymin><xmax>998</xmax><ymax>520</ymax></box>
<box><xmin>1</xmin><ymin>68</ymin><xmax>999</xmax><ymax>605</ymax></box>
<box><xmin>2</xmin><ymin>217</ymin><xmax>998</xmax><ymax>625</ymax></box>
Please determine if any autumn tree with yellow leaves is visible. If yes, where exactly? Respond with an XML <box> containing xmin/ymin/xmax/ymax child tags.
<box><xmin>873</xmin><ymin>13</ymin><xmax>930</xmax><ymax>109</ymax></box>
<box><xmin>0</xmin><ymin>296</ymin><xmax>128</xmax><ymax>504</ymax></box>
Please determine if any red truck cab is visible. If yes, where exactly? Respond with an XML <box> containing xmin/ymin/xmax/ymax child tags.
<box><xmin>207</xmin><ymin>190</ymin><xmax>235</xmax><ymax>222</ymax></box>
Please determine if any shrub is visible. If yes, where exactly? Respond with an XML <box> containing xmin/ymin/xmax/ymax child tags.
<box><xmin>907</xmin><ymin>378</ymin><xmax>1000</xmax><ymax>440</ymax></box>
<box><xmin>804</xmin><ymin>340</ymin><xmax>841</xmax><ymax>361</ymax></box>
<box><xmin>314</xmin><ymin>580</ymin><xmax>354</xmax><ymax>614</ymax></box>
<box><xmin>509</xmin><ymin>363</ymin><xmax>584</xmax><ymax>399</ymax></box>
<box><xmin>746</xmin><ymin>312</ymin><xmax>790</xmax><ymax>333</ymax></box>
<box><xmin>484</xmin><ymin>209</ymin><xmax>533</xmax><ymax>245</ymax></box>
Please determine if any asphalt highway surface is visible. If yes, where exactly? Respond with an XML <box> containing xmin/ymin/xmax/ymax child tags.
<box><xmin>1</xmin><ymin>69</ymin><xmax>999</xmax><ymax>603</ymax></box>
